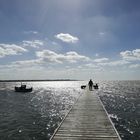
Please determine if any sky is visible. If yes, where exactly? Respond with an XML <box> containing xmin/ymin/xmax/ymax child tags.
<box><xmin>0</xmin><ymin>0</ymin><xmax>140</xmax><ymax>80</ymax></box>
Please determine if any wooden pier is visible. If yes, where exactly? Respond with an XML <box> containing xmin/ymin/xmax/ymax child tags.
<box><xmin>51</xmin><ymin>89</ymin><xmax>121</xmax><ymax>140</ymax></box>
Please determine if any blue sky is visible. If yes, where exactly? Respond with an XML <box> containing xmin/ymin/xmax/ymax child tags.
<box><xmin>0</xmin><ymin>0</ymin><xmax>140</xmax><ymax>80</ymax></box>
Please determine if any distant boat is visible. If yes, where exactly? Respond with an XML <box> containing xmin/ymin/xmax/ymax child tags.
<box><xmin>15</xmin><ymin>84</ymin><xmax>33</xmax><ymax>92</ymax></box>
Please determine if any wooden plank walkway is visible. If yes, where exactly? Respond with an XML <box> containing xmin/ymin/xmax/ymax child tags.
<box><xmin>51</xmin><ymin>89</ymin><xmax>121</xmax><ymax>140</ymax></box>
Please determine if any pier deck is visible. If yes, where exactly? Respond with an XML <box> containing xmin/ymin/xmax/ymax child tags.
<box><xmin>51</xmin><ymin>90</ymin><xmax>121</xmax><ymax>140</ymax></box>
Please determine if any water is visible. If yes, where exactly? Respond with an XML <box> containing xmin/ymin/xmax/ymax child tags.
<box><xmin>98</xmin><ymin>81</ymin><xmax>140</xmax><ymax>140</ymax></box>
<box><xmin>0</xmin><ymin>81</ymin><xmax>140</xmax><ymax>140</ymax></box>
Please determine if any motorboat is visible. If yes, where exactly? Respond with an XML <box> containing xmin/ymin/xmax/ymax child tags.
<box><xmin>15</xmin><ymin>84</ymin><xmax>33</xmax><ymax>92</ymax></box>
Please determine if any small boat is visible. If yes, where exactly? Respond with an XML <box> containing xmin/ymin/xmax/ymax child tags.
<box><xmin>15</xmin><ymin>84</ymin><xmax>33</xmax><ymax>92</ymax></box>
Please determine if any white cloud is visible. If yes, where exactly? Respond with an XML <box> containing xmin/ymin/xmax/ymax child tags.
<box><xmin>36</xmin><ymin>50</ymin><xmax>90</xmax><ymax>63</ymax></box>
<box><xmin>13</xmin><ymin>59</ymin><xmax>43</xmax><ymax>66</ymax></box>
<box><xmin>129</xmin><ymin>64</ymin><xmax>140</xmax><ymax>68</ymax></box>
<box><xmin>120</xmin><ymin>49</ymin><xmax>140</xmax><ymax>61</ymax></box>
<box><xmin>55</xmin><ymin>33</ymin><xmax>79</xmax><ymax>43</ymax></box>
<box><xmin>0</xmin><ymin>44</ymin><xmax>27</xmax><ymax>58</ymax></box>
<box><xmin>133</xmin><ymin>49</ymin><xmax>140</xmax><ymax>57</ymax></box>
<box><xmin>98</xmin><ymin>60</ymin><xmax>130</xmax><ymax>66</ymax></box>
<box><xmin>94</xmin><ymin>57</ymin><xmax>109</xmax><ymax>63</ymax></box>
<box><xmin>5</xmin><ymin>50</ymin><xmax>90</xmax><ymax>69</ymax></box>
<box><xmin>84</xmin><ymin>63</ymin><xmax>103</xmax><ymax>71</ymax></box>
<box><xmin>36</xmin><ymin>50</ymin><xmax>62</xmax><ymax>63</ymax></box>
<box><xmin>0</xmin><ymin>58</ymin><xmax>45</xmax><ymax>71</ymax></box>
<box><xmin>22</xmin><ymin>40</ymin><xmax>44</xmax><ymax>48</ymax></box>
<box><xmin>85</xmin><ymin>63</ymin><xmax>97</xmax><ymax>67</ymax></box>
<box><xmin>65</xmin><ymin>51</ymin><xmax>90</xmax><ymax>62</ymax></box>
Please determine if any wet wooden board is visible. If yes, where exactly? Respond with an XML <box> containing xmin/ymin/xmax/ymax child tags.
<box><xmin>51</xmin><ymin>89</ymin><xmax>121</xmax><ymax>140</ymax></box>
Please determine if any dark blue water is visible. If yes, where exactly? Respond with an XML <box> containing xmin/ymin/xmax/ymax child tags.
<box><xmin>98</xmin><ymin>81</ymin><xmax>140</xmax><ymax>140</ymax></box>
<box><xmin>0</xmin><ymin>81</ymin><xmax>83</xmax><ymax>140</ymax></box>
<box><xmin>0</xmin><ymin>81</ymin><xmax>140</xmax><ymax>140</ymax></box>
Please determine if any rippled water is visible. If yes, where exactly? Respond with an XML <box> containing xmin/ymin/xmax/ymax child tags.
<box><xmin>98</xmin><ymin>81</ymin><xmax>140</xmax><ymax>140</ymax></box>
<box><xmin>0</xmin><ymin>81</ymin><xmax>84</xmax><ymax>140</ymax></box>
<box><xmin>0</xmin><ymin>81</ymin><xmax>140</xmax><ymax>140</ymax></box>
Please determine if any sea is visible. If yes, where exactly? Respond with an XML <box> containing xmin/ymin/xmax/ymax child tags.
<box><xmin>0</xmin><ymin>80</ymin><xmax>140</xmax><ymax>140</ymax></box>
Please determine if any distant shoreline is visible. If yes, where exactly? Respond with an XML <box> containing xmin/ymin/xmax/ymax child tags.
<box><xmin>0</xmin><ymin>79</ymin><xmax>79</xmax><ymax>82</ymax></box>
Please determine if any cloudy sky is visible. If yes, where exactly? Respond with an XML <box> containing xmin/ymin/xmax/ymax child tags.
<box><xmin>0</xmin><ymin>0</ymin><xmax>140</xmax><ymax>80</ymax></box>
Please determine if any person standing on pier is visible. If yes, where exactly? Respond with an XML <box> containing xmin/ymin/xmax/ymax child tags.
<box><xmin>88</xmin><ymin>79</ymin><xmax>93</xmax><ymax>91</ymax></box>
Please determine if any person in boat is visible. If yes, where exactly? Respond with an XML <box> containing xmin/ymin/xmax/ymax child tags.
<box><xmin>21</xmin><ymin>84</ymin><xmax>26</xmax><ymax>89</ymax></box>
<box><xmin>15</xmin><ymin>83</ymin><xmax>32</xmax><ymax>92</ymax></box>
<box><xmin>88</xmin><ymin>79</ymin><xmax>93</xmax><ymax>91</ymax></box>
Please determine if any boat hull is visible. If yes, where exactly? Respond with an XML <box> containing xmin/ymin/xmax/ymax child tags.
<box><xmin>15</xmin><ymin>87</ymin><xmax>33</xmax><ymax>92</ymax></box>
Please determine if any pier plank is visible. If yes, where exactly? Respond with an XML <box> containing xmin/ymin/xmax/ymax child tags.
<box><xmin>51</xmin><ymin>90</ymin><xmax>121</xmax><ymax>140</ymax></box>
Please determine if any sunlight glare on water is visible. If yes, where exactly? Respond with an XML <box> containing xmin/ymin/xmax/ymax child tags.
<box><xmin>0</xmin><ymin>80</ymin><xmax>140</xmax><ymax>140</ymax></box>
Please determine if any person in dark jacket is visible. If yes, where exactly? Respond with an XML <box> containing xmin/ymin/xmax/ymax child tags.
<box><xmin>88</xmin><ymin>79</ymin><xmax>93</xmax><ymax>91</ymax></box>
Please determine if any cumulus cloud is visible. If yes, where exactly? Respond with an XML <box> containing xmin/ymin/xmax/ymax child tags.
<box><xmin>65</xmin><ymin>51</ymin><xmax>90</xmax><ymax>62</ymax></box>
<box><xmin>120</xmin><ymin>49</ymin><xmax>140</xmax><ymax>61</ymax></box>
<box><xmin>0</xmin><ymin>44</ymin><xmax>27</xmax><ymax>58</ymax></box>
<box><xmin>0</xmin><ymin>49</ymin><xmax>90</xmax><ymax>71</ymax></box>
<box><xmin>36</xmin><ymin>50</ymin><xmax>90</xmax><ymax>63</ymax></box>
<box><xmin>22</xmin><ymin>40</ymin><xmax>44</xmax><ymax>48</ymax></box>
<box><xmin>94</xmin><ymin>57</ymin><xmax>109</xmax><ymax>63</ymax></box>
<box><xmin>55</xmin><ymin>33</ymin><xmax>79</xmax><ymax>43</ymax></box>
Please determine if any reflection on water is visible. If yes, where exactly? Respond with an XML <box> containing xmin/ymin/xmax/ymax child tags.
<box><xmin>98</xmin><ymin>81</ymin><xmax>140</xmax><ymax>140</ymax></box>
<box><xmin>0</xmin><ymin>81</ymin><xmax>140</xmax><ymax>140</ymax></box>
<box><xmin>0</xmin><ymin>81</ymin><xmax>84</xmax><ymax>140</ymax></box>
